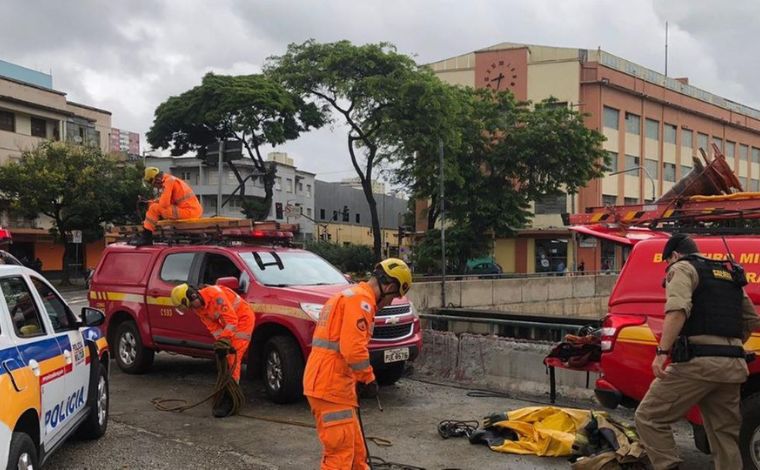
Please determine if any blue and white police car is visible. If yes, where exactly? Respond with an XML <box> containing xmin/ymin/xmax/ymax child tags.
<box><xmin>0</xmin><ymin>264</ymin><xmax>109</xmax><ymax>469</ymax></box>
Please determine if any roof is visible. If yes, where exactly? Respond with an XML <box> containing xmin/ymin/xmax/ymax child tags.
<box><xmin>0</xmin><ymin>264</ymin><xmax>33</xmax><ymax>276</ymax></box>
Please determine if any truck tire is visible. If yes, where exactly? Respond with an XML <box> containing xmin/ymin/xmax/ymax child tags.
<box><xmin>8</xmin><ymin>432</ymin><xmax>38</xmax><ymax>470</ymax></box>
<box><xmin>77</xmin><ymin>363</ymin><xmax>109</xmax><ymax>440</ymax></box>
<box><xmin>263</xmin><ymin>336</ymin><xmax>304</xmax><ymax>404</ymax></box>
<box><xmin>741</xmin><ymin>393</ymin><xmax>760</xmax><ymax>469</ymax></box>
<box><xmin>376</xmin><ymin>362</ymin><xmax>405</xmax><ymax>386</ymax></box>
<box><xmin>114</xmin><ymin>320</ymin><xmax>154</xmax><ymax>374</ymax></box>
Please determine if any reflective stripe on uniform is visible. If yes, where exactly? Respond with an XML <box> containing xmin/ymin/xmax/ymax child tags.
<box><xmin>342</xmin><ymin>289</ymin><xmax>355</xmax><ymax>297</ymax></box>
<box><xmin>234</xmin><ymin>332</ymin><xmax>251</xmax><ymax>340</ymax></box>
<box><xmin>322</xmin><ymin>409</ymin><xmax>353</xmax><ymax>423</ymax></box>
<box><xmin>349</xmin><ymin>359</ymin><xmax>370</xmax><ymax>371</ymax></box>
<box><xmin>211</xmin><ymin>329</ymin><xmax>223</xmax><ymax>338</ymax></box>
<box><xmin>174</xmin><ymin>193</ymin><xmax>195</xmax><ymax>204</ymax></box>
<box><xmin>312</xmin><ymin>338</ymin><xmax>339</xmax><ymax>351</ymax></box>
<box><xmin>172</xmin><ymin>206</ymin><xmax>179</xmax><ymax>218</ymax></box>
<box><xmin>232</xmin><ymin>297</ymin><xmax>241</xmax><ymax>309</ymax></box>
<box><xmin>224</xmin><ymin>324</ymin><xmax>236</xmax><ymax>331</ymax></box>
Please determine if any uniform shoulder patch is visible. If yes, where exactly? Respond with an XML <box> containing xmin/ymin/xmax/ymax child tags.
<box><xmin>360</xmin><ymin>300</ymin><xmax>373</xmax><ymax>313</ymax></box>
<box><xmin>356</xmin><ymin>318</ymin><xmax>367</xmax><ymax>332</ymax></box>
<box><xmin>216</xmin><ymin>297</ymin><xmax>224</xmax><ymax>305</ymax></box>
<box><xmin>666</xmin><ymin>270</ymin><xmax>675</xmax><ymax>284</ymax></box>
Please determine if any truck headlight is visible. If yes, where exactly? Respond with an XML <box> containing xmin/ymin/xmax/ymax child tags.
<box><xmin>409</xmin><ymin>301</ymin><xmax>418</xmax><ymax>319</ymax></box>
<box><xmin>300</xmin><ymin>303</ymin><xmax>324</xmax><ymax>322</ymax></box>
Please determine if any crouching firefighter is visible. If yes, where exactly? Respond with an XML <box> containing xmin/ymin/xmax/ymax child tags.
<box><xmin>304</xmin><ymin>258</ymin><xmax>413</xmax><ymax>469</ymax></box>
<box><xmin>170</xmin><ymin>282</ymin><xmax>255</xmax><ymax>417</ymax></box>
<box><xmin>132</xmin><ymin>167</ymin><xmax>203</xmax><ymax>246</ymax></box>
<box><xmin>635</xmin><ymin>233</ymin><xmax>760</xmax><ymax>470</ymax></box>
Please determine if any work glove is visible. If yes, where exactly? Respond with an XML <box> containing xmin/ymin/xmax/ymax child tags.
<box><xmin>214</xmin><ymin>338</ymin><xmax>233</xmax><ymax>357</ymax></box>
<box><xmin>482</xmin><ymin>412</ymin><xmax>508</xmax><ymax>428</ymax></box>
<box><xmin>357</xmin><ymin>380</ymin><xmax>379</xmax><ymax>399</ymax></box>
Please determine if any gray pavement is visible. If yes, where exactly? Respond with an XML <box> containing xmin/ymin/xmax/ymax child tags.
<box><xmin>53</xmin><ymin>289</ymin><xmax>710</xmax><ymax>469</ymax></box>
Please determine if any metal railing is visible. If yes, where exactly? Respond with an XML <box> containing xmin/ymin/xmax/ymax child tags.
<box><xmin>413</xmin><ymin>270</ymin><xmax>619</xmax><ymax>282</ymax></box>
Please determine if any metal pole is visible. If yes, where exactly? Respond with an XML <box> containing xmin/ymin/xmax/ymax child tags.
<box><xmin>439</xmin><ymin>139</ymin><xmax>446</xmax><ymax>308</ymax></box>
<box><xmin>665</xmin><ymin>21</ymin><xmax>669</xmax><ymax>77</ymax></box>
<box><xmin>216</xmin><ymin>139</ymin><xmax>224</xmax><ymax>215</ymax></box>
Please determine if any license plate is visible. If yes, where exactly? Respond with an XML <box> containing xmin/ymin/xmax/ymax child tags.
<box><xmin>383</xmin><ymin>347</ymin><xmax>410</xmax><ymax>363</ymax></box>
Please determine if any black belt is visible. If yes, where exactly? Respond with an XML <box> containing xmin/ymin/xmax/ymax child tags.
<box><xmin>689</xmin><ymin>344</ymin><xmax>746</xmax><ymax>358</ymax></box>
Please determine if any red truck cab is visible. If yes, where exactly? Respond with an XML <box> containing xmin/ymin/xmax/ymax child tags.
<box><xmin>89</xmin><ymin>239</ymin><xmax>421</xmax><ymax>403</ymax></box>
<box><xmin>593</xmin><ymin>236</ymin><xmax>760</xmax><ymax>464</ymax></box>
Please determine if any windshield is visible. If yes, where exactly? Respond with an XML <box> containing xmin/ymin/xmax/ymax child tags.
<box><xmin>240</xmin><ymin>251</ymin><xmax>349</xmax><ymax>287</ymax></box>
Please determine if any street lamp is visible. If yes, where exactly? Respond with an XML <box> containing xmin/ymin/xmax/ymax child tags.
<box><xmin>608</xmin><ymin>166</ymin><xmax>657</xmax><ymax>202</ymax></box>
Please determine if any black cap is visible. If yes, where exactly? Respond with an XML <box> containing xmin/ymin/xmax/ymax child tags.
<box><xmin>662</xmin><ymin>233</ymin><xmax>690</xmax><ymax>259</ymax></box>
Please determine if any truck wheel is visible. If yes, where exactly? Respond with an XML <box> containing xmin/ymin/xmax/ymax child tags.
<box><xmin>263</xmin><ymin>336</ymin><xmax>303</xmax><ymax>404</ymax></box>
<box><xmin>740</xmin><ymin>392</ymin><xmax>760</xmax><ymax>469</ymax></box>
<box><xmin>8</xmin><ymin>432</ymin><xmax>38</xmax><ymax>470</ymax></box>
<box><xmin>114</xmin><ymin>320</ymin><xmax>154</xmax><ymax>374</ymax></box>
<box><xmin>77</xmin><ymin>363</ymin><xmax>109</xmax><ymax>440</ymax></box>
<box><xmin>376</xmin><ymin>362</ymin><xmax>405</xmax><ymax>386</ymax></box>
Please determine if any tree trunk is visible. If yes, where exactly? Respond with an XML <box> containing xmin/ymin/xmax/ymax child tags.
<box><xmin>361</xmin><ymin>180</ymin><xmax>382</xmax><ymax>261</ymax></box>
<box><xmin>261</xmin><ymin>165</ymin><xmax>276</xmax><ymax>221</ymax></box>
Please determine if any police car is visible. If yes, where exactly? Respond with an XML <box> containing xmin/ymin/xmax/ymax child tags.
<box><xmin>0</xmin><ymin>264</ymin><xmax>109</xmax><ymax>469</ymax></box>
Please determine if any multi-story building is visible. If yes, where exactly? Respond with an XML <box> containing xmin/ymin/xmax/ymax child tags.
<box><xmin>0</xmin><ymin>59</ymin><xmax>118</xmax><ymax>273</ymax></box>
<box><xmin>145</xmin><ymin>151</ymin><xmax>316</xmax><ymax>239</ymax></box>
<box><xmin>428</xmin><ymin>42</ymin><xmax>760</xmax><ymax>273</ymax></box>
<box><xmin>314</xmin><ymin>180</ymin><xmax>410</xmax><ymax>259</ymax></box>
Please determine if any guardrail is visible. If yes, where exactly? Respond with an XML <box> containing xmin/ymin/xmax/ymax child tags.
<box><xmin>413</xmin><ymin>270</ymin><xmax>620</xmax><ymax>282</ymax></box>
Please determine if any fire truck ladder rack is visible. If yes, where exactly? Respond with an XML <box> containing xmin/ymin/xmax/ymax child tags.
<box><xmin>569</xmin><ymin>144</ymin><xmax>760</xmax><ymax>235</ymax></box>
<box><xmin>110</xmin><ymin>217</ymin><xmax>299</xmax><ymax>246</ymax></box>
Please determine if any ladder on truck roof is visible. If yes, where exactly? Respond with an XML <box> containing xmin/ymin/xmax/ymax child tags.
<box><xmin>569</xmin><ymin>144</ymin><xmax>760</xmax><ymax>234</ymax></box>
<box><xmin>108</xmin><ymin>217</ymin><xmax>299</xmax><ymax>245</ymax></box>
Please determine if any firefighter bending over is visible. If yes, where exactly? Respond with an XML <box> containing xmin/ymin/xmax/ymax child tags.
<box><xmin>304</xmin><ymin>258</ymin><xmax>412</xmax><ymax>469</ymax></box>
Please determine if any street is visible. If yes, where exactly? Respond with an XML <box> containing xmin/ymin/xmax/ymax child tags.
<box><xmin>51</xmin><ymin>292</ymin><xmax>711</xmax><ymax>470</ymax></box>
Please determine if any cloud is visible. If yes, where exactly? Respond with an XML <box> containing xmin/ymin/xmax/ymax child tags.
<box><xmin>1</xmin><ymin>0</ymin><xmax>756</xmax><ymax>183</ymax></box>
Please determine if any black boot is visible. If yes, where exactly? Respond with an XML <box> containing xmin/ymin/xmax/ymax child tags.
<box><xmin>212</xmin><ymin>389</ymin><xmax>234</xmax><ymax>418</ymax></box>
<box><xmin>129</xmin><ymin>230</ymin><xmax>153</xmax><ymax>247</ymax></box>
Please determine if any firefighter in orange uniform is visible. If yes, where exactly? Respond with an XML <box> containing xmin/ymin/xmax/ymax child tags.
<box><xmin>132</xmin><ymin>167</ymin><xmax>203</xmax><ymax>246</ymax></box>
<box><xmin>170</xmin><ymin>282</ymin><xmax>255</xmax><ymax>416</ymax></box>
<box><xmin>304</xmin><ymin>258</ymin><xmax>413</xmax><ymax>469</ymax></box>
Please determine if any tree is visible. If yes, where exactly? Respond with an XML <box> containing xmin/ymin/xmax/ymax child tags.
<box><xmin>390</xmin><ymin>87</ymin><xmax>608</xmax><ymax>272</ymax></box>
<box><xmin>147</xmin><ymin>73</ymin><xmax>325</xmax><ymax>219</ymax></box>
<box><xmin>266</xmin><ymin>40</ymin><xmax>425</xmax><ymax>260</ymax></box>
<box><xmin>0</xmin><ymin>142</ymin><xmax>146</xmax><ymax>283</ymax></box>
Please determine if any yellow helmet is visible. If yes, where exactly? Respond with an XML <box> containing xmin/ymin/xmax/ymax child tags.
<box><xmin>375</xmin><ymin>258</ymin><xmax>412</xmax><ymax>296</ymax></box>
<box><xmin>170</xmin><ymin>283</ymin><xmax>197</xmax><ymax>308</ymax></box>
<box><xmin>144</xmin><ymin>167</ymin><xmax>161</xmax><ymax>184</ymax></box>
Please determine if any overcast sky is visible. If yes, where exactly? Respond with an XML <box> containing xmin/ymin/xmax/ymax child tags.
<box><xmin>1</xmin><ymin>0</ymin><xmax>756</xmax><ymax>183</ymax></box>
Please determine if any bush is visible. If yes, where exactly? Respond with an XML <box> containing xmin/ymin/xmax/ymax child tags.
<box><xmin>305</xmin><ymin>241</ymin><xmax>375</xmax><ymax>274</ymax></box>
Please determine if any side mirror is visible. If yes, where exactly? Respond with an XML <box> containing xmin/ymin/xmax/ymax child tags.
<box><xmin>216</xmin><ymin>276</ymin><xmax>240</xmax><ymax>291</ymax></box>
<box><xmin>344</xmin><ymin>273</ymin><xmax>353</xmax><ymax>283</ymax></box>
<box><xmin>80</xmin><ymin>307</ymin><xmax>105</xmax><ymax>327</ymax></box>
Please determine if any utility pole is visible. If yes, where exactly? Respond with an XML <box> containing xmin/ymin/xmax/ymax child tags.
<box><xmin>439</xmin><ymin>139</ymin><xmax>446</xmax><ymax>308</ymax></box>
<box><xmin>216</xmin><ymin>139</ymin><xmax>224</xmax><ymax>215</ymax></box>
<box><xmin>665</xmin><ymin>21</ymin><xmax>669</xmax><ymax>77</ymax></box>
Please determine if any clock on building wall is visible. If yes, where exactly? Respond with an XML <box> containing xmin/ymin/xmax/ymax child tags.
<box><xmin>484</xmin><ymin>60</ymin><xmax>518</xmax><ymax>91</ymax></box>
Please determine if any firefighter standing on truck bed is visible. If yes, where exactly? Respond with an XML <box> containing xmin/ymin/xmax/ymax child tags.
<box><xmin>635</xmin><ymin>234</ymin><xmax>760</xmax><ymax>470</ymax></box>
<box><xmin>132</xmin><ymin>167</ymin><xmax>203</xmax><ymax>246</ymax></box>
<box><xmin>170</xmin><ymin>282</ymin><xmax>255</xmax><ymax>417</ymax></box>
<box><xmin>304</xmin><ymin>258</ymin><xmax>412</xmax><ymax>470</ymax></box>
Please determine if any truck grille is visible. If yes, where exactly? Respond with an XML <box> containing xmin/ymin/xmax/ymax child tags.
<box><xmin>376</xmin><ymin>304</ymin><xmax>411</xmax><ymax>317</ymax></box>
<box><xmin>373</xmin><ymin>323</ymin><xmax>413</xmax><ymax>340</ymax></box>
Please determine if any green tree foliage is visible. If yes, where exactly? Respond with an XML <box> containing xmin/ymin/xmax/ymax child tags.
<box><xmin>305</xmin><ymin>241</ymin><xmax>375</xmax><ymax>275</ymax></box>
<box><xmin>266</xmin><ymin>40</ymin><xmax>424</xmax><ymax>260</ymax></box>
<box><xmin>0</xmin><ymin>142</ymin><xmax>146</xmax><ymax>283</ymax></box>
<box><xmin>147</xmin><ymin>73</ymin><xmax>325</xmax><ymax>219</ymax></box>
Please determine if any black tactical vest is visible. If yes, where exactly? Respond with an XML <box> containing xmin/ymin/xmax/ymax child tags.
<box><xmin>676</xmin><ymin>255</ymin><xmax>743</xmax><ymax>339</ymax></box>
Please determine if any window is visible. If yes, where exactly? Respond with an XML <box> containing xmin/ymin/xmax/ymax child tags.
<box><xmin>603</xmin><ymin>107</ymin><xmax>619</xmax><ymax>129</ymax></box>
<box><xmin>664</xmin><ymin>124</ymin><xmax>676</xmax><ymax>144</ymax></box>
<box><xmin>682</xmin><ymin>129</ymin><xmax>693</xmax><ymax>148</ymax></box>
<box><xmin>742</xmin><ymin>177</ymin><xmax>749</xmax><ymax>190</ymax></box>
<box><xmin>275</xmin><ymin>202</ymin><xmax>283</xmax><ymax>219</ymax></box>
<box><xmin>752</xmin><ymin>179</ymin><xmax>760</xmax><ymax>192</ymax></box>
<box><xmin>663</xmin><ymin>162</ymin><xmax>676</xmax><ymax>182</ymax></box>
<box><xmin>681</xmin><ymin>165</ymin><xmax>691</xmax><ymax>177</ymax></box>
<box><xmin>740</xmin><ymin>144</ymin><xmax>749</xmax><ymax>161</ymax></box>
<box><xmin>602</xmin><ymin>194</ymin><xmax>617</xmax><ymax>206</ymax></box>
<box><xmin>644</xmin><ymin>159</ymin><xmax>659</xmax><ymax>179</ymax></box>
<box><xmin>0</xmin><ymin>110</ymin><xmax>14</xmax><ymax>132</ymax></box>
<box><xmin>320</xmin><ymin>208</ymin><xmax>325</xmax><ymax>220</ymax></box>
<box><xmin>297</xmin><ymin>181</ymin><xmax>303</xmax><ymax>193</ymax></box>
<box><xmin>713</xmin><ymin>136</ymin><xmax>723</xmax><ymax>151</ymax></box>
<box><xmin>753</xmin><ymin>148</ymin><xmax>760</xmax><ymax>164</ymax></box>
<box><xmin>606</xmin><ymin>151</ymin><xmax>618</xmax><ymax>173</ymax></box>
<box><xmin>200</xmin><ymin>253</ymin><xmax>240</xmax><ymax>285</ymax></box>
<box><xmin>625</xmin><ymin>113</ymin><xmax>640</xmax><ymax>135</ymax></box>
<box><xmin>160</xmin><ymin>253</ymin><xmax>196</xmax><ymax>283</ymax></box>
<box><xmin>1</xmin><ymin>276</ymin><xmax>45</xmax><ymax>338</ymax></box>
<box><xmin>342</xmin><ymin>206</ymin><xmax>349</xmax><ymax>222</ymax></box>
<box><xmin>307</xmin><ymin>208</ymin><xmax>312</xmax><ymax>218</ymax></box>
<box><xmin>355</xmin><ymin>213</ymin><xmax>361</xmax><ymax>223</ymax></box>
<box><xmin>275</xmin><ymin>177</ymin><xmax>282</xmax><ymax>191</ymax></box>
<box><xmin>306</xmin><ymin>184</ymin><xmax>312</xmax><ymax>198</ymax></box>
<box><xmin>726</xmin><ymin>141</ymin><xmax>735</xmax><ymax>158</ymax></box>
<box><xmin>534</xmin><ymin>193</ymin><xmax>568</xmax><ymax>215</ymax></box>
<box><xmin>241</xmin><ymin>251</ymin><xmax>349</xmax><ymax>287</ymax></box>
<box><xmin>645</xmin><ymin>119</ymin><xmax>659</xmax><ymax>140</ymax></box>
<box><xmin>698</xmin><ymin>133</ymin><xmax>709</xmax><ymax>151</ymax></box>
<box><xmin>286</xmin><ymin>178</ymin><xmax>293</xmax><ymax>193</ymax></box>
<box><xmin>31</xmin><ymin>117</ymin><xmax>46</xmax><ymax>138</ymax></box>
<box><xmin>624</xmin><ymin>155</ymin><xmax>640</xmax><ymax>171</ymax></box>
<box><xmin>32</xmin><ymin>278</ymin><xmax>77</xmax><ymax>332</ymax></box>
<box><xmin>181</xmin><ymin>171</ymin><xmax>192</xmax><ymax>181</ymax></box>
<box><xmin>624</xmin><ymin>197</ymin><xmax>639</xmax><ymax>205</ymax></box>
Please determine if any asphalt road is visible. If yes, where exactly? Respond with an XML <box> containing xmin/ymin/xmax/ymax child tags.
<box><xmin>50</xmin><ymin>290</ymin><xmax>710</xmax><ymax>470</ymax></box>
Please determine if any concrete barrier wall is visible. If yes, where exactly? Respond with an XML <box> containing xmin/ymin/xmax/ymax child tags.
<box><xmin>414</xmin><ymin>329</ymin><xmax>598</xmax><ymax>401</ymax></box>
<box><xmin>408</xmin><ymin>274</ymin><xmax>618</xmax><ymax>320</ymax></box>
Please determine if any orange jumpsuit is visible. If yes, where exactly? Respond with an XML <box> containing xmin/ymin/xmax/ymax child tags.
<box><xmin>303</xmin><ymin>282</ymin><xmax>377</xmax><ymax>470</ymax></box>
<box><xmin>196</xmin><ymin>285</ymin><xmax>255</xmax><ymax>381</ymax></box>
<box><xmin>143</xmin><ymin>174</ymin><xmax>203</xmax><ymax>232</ymax></box>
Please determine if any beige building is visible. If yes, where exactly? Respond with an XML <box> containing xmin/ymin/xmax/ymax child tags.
<box><xmin>0</xmin><ymin>60</ymin><xmax>113</xmax><ymax>272</ymax></box>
